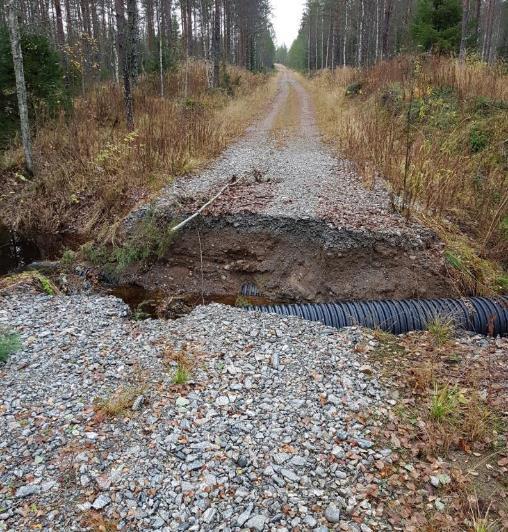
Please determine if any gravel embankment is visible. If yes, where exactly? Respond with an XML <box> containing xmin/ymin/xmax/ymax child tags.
<box><xmin>0</xmin><ymin>294</ymin><xmax>397</xmax><ymax>531</ymax></box>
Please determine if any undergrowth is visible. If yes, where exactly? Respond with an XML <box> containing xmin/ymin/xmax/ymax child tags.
<box><xmin>80</xmin><ymin>210</ymin><xmax>176</xmax><ymax>276</ymax></box>
<box><xmin>0</xmin><ymin>61</ymin><xmax>276</xmax><ymax>242</ymax></box>
<box><xmin>308</xmin><ymin>55</ymin><xmax>508</xmax><ymax>294</ymax></box>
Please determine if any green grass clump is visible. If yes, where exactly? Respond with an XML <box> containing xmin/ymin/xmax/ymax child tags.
<box><xmin>173</xmin><ymin>364</ymin><xmax>190</xmax><ymax>385</ymax></box>
<box><xmin>427</xmin><ymin>316</ymin><xmax>455</xmax><ymax>346</ymax></box>
<box><xmin>430</xmin><ymin>384</ymin><xmax>464</xmax><ymax>421</ymax></box>
<box><xmin>0</xmin><ymin>331</ymin><xmax>21</xmax><ymax>363</ymax></box>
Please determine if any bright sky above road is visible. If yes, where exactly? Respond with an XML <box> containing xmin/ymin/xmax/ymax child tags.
<box><xmin>271</xmin><ymin>0</ymin><xmax>306</xmax><ymax>48</ymax></box>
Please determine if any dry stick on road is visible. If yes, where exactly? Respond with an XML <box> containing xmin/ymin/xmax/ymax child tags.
<box><xmin>170</xmin><ymin>176</ymin><xmax>241</xmax><ymax>233</ymax></box>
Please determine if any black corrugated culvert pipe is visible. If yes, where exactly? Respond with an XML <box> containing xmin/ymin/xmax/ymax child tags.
<box><xmin>249</xmin><ymin>296</ymin><xmax>508</xmax><ymax>336</ymax></box>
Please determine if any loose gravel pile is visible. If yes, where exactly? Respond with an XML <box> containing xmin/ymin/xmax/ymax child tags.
<box><xmin>0</xmin><ymin>294</ymin><xmax>398</xmax><ymax>531</ymax></box>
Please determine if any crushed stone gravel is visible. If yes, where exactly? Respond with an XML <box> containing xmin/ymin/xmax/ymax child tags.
<box><xmin>1</xmin><ymin>293</ymin><xmax>401</xmax><ymax>531</ymax></box>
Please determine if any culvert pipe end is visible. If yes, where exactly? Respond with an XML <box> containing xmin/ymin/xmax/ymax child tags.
<box><xmin>248</xmin><ymin>296</ymin><xmax>508</xmax><ymax>336</ymax></box>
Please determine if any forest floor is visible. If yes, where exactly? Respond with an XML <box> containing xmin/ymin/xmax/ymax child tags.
<box><xmin>0</xmin><ymin>65</ymin><xmax>507</xmax><ymax>531</ymax></box>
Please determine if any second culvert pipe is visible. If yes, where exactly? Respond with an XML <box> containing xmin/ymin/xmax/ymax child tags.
<box><xmin>249</xmin><ymin>296</ymin><xmax>508</xmax><ymax>336</ymax></box>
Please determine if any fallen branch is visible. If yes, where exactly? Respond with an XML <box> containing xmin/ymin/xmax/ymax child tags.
<box><xmin>170</xmin><ymin>176</ymin><xmax>239</xmax><ymax>233</ymax></box>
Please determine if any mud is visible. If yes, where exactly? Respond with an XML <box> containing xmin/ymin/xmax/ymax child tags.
<box><xmin>127</xmin><ymin>213</ymin><xmax>452</xmax><ymax>303</ymax></box>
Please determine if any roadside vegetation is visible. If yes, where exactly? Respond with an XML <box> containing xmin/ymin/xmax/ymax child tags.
<box><xmin>0</xmin><ymin>63</ymin><xmax>276</xmax><ymax>242</ymax></box>
<box><xmin>306</xmin><ymin>55</ymin><xmax>508</xmax><ymax>294</ymax></box>
<box><xmin>361</xmin><ymin>325</ymin><xmax>508</xmax><ymax>530</ymax></box>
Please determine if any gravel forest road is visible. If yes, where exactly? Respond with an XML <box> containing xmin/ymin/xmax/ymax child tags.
<box><xmin>149</xmin><ymin>66</ymin><xmax>433</xmax><ymax>244</ymax></box>
<box><xmin>128</xmin><ymin>66</ymin><xmax>450</xmax><ymax>302</ymax></box>
<box><xmin>0</xmin><ymin>68</ymin><xmax>470</xmax><ymax>532</ymax></box>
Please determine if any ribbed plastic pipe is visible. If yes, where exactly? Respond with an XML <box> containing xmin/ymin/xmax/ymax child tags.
<box><xmin>249</xmin><ymin>296</ymin><xmax>508</xmax><ymax>336</ymax></box>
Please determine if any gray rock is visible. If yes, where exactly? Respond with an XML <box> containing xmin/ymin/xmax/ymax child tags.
<box><xmin>245</xmin><ymin>514</ymin><xmax>266</xmax><ymax>531</ymax></box>
<box><xmin>237</xmin><ymin>504</ymin><xmax>253</xmax><ymax>527</ymax></box>
<box><xmin>15</xmin><ymin>484</ymin><xmax>40</xmax><ymax>498</ymax></box>
<box><xmin>280</xmin><ymin>469</ymin><xmax>299</xmax><ymax>482</ymax></box>
<box><xmin>92</xmin><ymin>494</ymin><xmax>111</xmax><ymax>510</ymax></box>
<box><xmin>215</xmin><ymin>396</ymin><xmax>229</xmax><ymax>406</ymax></box>
<box><xmin>324</xmin><ymin>503</ymin><xmax>341</xmax><ymax>523</ymax></box>
<box><xmin>176</xmin><ymin>397</ymin><xmax>190</xmax><ymax>407</ymax></box>
<box><xmin>132</xmin><ymin>395</ymin><xmax>145</xmax><ymax>411</ymax></box>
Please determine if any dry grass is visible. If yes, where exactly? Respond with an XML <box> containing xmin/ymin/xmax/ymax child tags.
<box><xmin>0</xmin><ymin>61</ymin><xmax>277</xmax><ymax>241</ymax></box>
<box><xmin>94</xmin><ymin>382</ymin><xmax>146</xmax><ymax>417</ymax></box>
<box><xmin>271</xmin><ymin>82</ymin><xmax>301</xmax><ymax>147</ymax></box>
<box><xmin>307</xmin><ymin>55</ymin><xmax>508</xmax><ymax>294</ymax></box>
<box><xmin>367</xmin><ymin>329</ymin><xmax>507</xmax><ymax>529</ymax></box>
<box><xmin>81</xmin><ymin>511</ymin><xmax>119</xmax><ymax>532</ymax></box>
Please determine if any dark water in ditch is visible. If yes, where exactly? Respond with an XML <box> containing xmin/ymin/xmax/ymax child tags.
<box><xmin>109</xmin><ymin>284</ymin><xmax>281</xmax><ymax>319</ymax></box>
<box><xmin>0</xmin><ymin>224</ymin><xmax>41</xmax><ymax>275</ymax></box>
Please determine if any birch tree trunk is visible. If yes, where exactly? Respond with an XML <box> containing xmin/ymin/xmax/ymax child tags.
<box><xmin>7</xmin><ymin>0</ymin><xmax>33</xmax><ymax>176</ymax></box>
<box><xmin>211</xmin><ymin>0</ymin><xmax>220</xmax><ymax>87</ymax></box>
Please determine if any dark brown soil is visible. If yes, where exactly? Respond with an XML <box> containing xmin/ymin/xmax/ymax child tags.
<box><xmin>126</xmin><ymin>213</ymin><xmax>454</xmax><ymax>303</ymax></box>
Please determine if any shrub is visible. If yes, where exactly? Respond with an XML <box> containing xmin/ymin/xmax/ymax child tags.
<box><xmin>469</xmin><ymin>125</ymin><xmax>489</xmax><ymax>153</ymax></box>
<box><xmin>346</xmin><ymin>81</ymin><xmax>364</xmax><ymax>96</ymax></box>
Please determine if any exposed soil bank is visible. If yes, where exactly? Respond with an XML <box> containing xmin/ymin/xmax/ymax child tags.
<box><xmin>126</xmin><ymin>213</ymin><xmax>452</xmax><ymax>303</ymax></box>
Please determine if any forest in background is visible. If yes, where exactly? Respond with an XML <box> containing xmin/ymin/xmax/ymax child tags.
<box><xmin>275</xmin><ymin>0</ymin><xmax>508</xmax><ymax>70</ymax></box>
<box><xmin>0</xmin><ymin>0</ymin><xmax>275</xmax><ymax>150</ymax></box>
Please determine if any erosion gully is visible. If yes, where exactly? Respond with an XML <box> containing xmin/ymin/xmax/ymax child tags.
<box><xmin>0</xmin><ymin>210</ymin><xmax>455</xmax><ymax>322</ymax></box>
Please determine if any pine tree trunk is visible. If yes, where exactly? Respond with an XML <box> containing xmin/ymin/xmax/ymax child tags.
<box><xmin>375</xmin><ymin>0</ymin><xmax>380</xmax><ymax>61</ymax></box>
<box><xmin>474</xmin><ymin>0</ymin><xmax>481</xmax><ymax>49</ymax></box>
<box><xmin>156</xmin><ymin>0</ymin><xmax>164</xmax><ymax>96</ymax></box>
<box><xmin>381</xmin><ymin>0</ymin><xmax>393</xmax><ymax>59</ymax></box>
<box><xmin>357</xmin><ymin>0</ymin><xmax>364</xmax><ymax>67</ymax></box>
<box><xmin>7</xmin><ymin>0</ymin><xmax>33</xmax><ymax>176</ymax></box>
<box><xmin>459</xmin><ymin>0</ymin><xmax>470</xmax><ymax>62</ymax></box>
<box><xmin>53</xmin><ymin>0</ymin><xmax>65</xmax><ymax>46</ymax></box>
<box><xmin>115</xmin><ymin>0</ymin><xmax>134</xmax><ymax>130</ymax></box>
<box><xmin>343</xmin><ymin>0</ymin><xmax>348</xmax><ymax>67</ymax></box>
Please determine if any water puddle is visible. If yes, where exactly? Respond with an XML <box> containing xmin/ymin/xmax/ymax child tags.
<box><xmin>109</xmin><ymin>284</ymin><xmax>282</xmax><ymax>320</ymax></box>
<box><xmin>0</xmin><ymin>224</ymin><xmax>41</xmax><ymax>275</ymax></box>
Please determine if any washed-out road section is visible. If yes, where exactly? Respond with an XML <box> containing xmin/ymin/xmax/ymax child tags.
<box><xmin>125</xmin><ymin>66</ymin><xmax>451</xmax><ymax>302</ymax></box>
